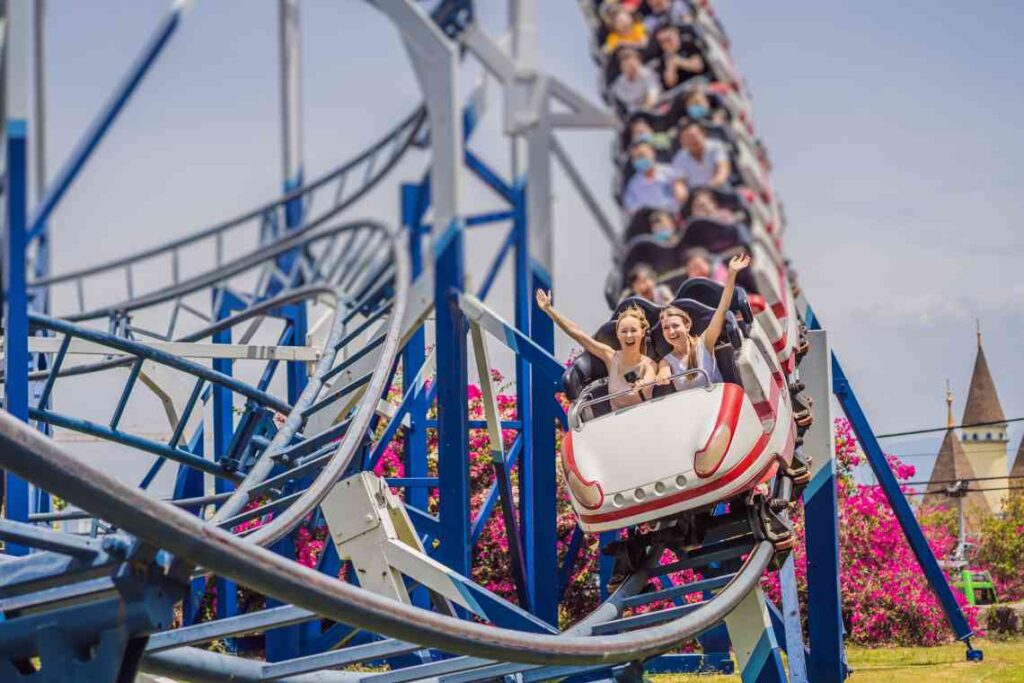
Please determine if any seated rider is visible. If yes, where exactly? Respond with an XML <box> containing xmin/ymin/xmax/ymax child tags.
<box><xmin>656</xmin><ymin>253</ymin><xmax>750</xmax><ymax>391</ymax></box>
<box><xmin>536</xmin><ymin>291</ymin><xmax>657</xmax><ymax>411</ymax></box>
<box><xmin>628</xmin><ymin>263</ymin><xmax>674</xmax><ymax>304</ymax></box>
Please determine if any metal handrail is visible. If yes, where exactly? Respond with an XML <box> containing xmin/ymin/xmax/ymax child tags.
<box><xmin>62</xmin><ymin>219</ymin><xmax>379</xmax><ymax>322</ymax></box>
<box><xmin>569</xmin><ymin>368</ymin><xmax>713</xmax><ymax>430</ymax></box>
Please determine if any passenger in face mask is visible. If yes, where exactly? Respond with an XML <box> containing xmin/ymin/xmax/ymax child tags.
<box><xmin>649</xmin><ymin>210</ymin><xmax>679</xmax><ymax>243</ymax></box>
<box><xmin>623</xmin><ymin>142</ymin><xmax>683</xmax><ymax>214</ymax></box>
<box><xmin>682</xmin><ymin>89</ymin><xmax>728</xmax><ymax>126</ymax></box>
<box><xmin>629</xmin><ymin>117</ymin><xmax>672</xmax><ymax>154</ymax></box>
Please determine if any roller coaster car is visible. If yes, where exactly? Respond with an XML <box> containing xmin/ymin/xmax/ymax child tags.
<box><xmin>560</xmin><ymin>290</ymin><xmax>797</xmax><ymax>534</ymax></box>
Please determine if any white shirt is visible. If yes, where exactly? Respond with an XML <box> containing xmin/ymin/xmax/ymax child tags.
<box><xmin>623</xmin><ymin>164</ymin><xmax>680</xmax><ymax>213</ymax></box>
<box><xmin>611</xmin><ymin>67</ymin><xmax>662</xmax><ymax>111</ymax></box>
<box><xmin>671</xmin><ymin>139</ymin><xmax>727</xmax><ymax>188</ymax></box>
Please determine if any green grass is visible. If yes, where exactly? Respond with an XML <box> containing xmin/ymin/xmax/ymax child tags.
<box><xmin>652</xmin><ymin>638</ymin><xmax>1024</xmax><ymax>682</ymax></box>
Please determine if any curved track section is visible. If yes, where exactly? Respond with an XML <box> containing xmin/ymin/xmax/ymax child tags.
<box><xmin>0</xmin><ymin>410</ymin><xmax>773</xmax><ymax>667</ymax></box>
<box><xmin>19</xmin><ymin>219</ymin><xmax>409</xmax><ymax>554</ymax></box>
<box><xmin>33</xmin><ymin>105</ymin><xmax>424</xmax><ymax>327</ymax></box>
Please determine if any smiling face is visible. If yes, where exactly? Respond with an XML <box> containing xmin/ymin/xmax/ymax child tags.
<box><xmin>660</xmin><ymin>312</ymin><xmax>692</xmax><ymax>350</ymax></box>
<box><xmin>616</xmin><ymin>313</ymin><xmax>645</xmax><ymax>351</ymax></box>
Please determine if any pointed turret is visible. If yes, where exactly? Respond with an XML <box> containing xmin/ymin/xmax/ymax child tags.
<box><xmin>927</xmin><ymin>386</ymin><xmax>990</xmax><ymax>515</ymax></box>
<box><xmin>960</xmin><ymin>325</ymin><xmax>1009</xmax><ymax>513</ymax></box>
<box><xmin>962</xmin><ymin>326</ymin><xmax>1006</xmax><ymax>427</ymax></box>
<box><xmin>1011</xmin><ymin>438</ymin><xmax>1024</xmax><ymax>501</ymax></box>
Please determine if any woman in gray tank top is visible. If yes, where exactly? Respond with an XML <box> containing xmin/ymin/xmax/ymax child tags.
<box><xmin>655</xmin><ymin>253</ymin><xmax>750</xmax><ymax>390</ymax></box>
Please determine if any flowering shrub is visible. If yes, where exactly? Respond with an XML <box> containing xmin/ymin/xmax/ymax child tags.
<box><xmin>217</xmin><ymin>374</ymin><xmax>995</xmax><ymax>649</ymax></box>
<box><xmin>762</xmin><ymin>419</ymin><xmax>979</xmax><ymax>646</ymax></box>
<box><xmin>976</xmin><ymin>493</ymin><xmax>1024</xmax><ymax>601</ymax></box>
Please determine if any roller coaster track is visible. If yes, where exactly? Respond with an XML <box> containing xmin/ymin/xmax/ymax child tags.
<box><xmin>32</xmin><ymin>104</ymin><xmax>425</xmax><ymax>326</ymax></box>
<box><xmin>0</xmin><ymin>3</ymin><xmax>814</xmax><ymax>682</ymax></box>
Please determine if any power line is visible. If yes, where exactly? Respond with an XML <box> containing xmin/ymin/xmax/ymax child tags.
<box><xmin>918</xmin><ymin>485</ymin><xmax>1024</xmax><ymax>497</ymax></box>
<box><xmin>903</xmin><ymin>474</ymin><xmax>1024</xmax><ymax>487</ymax></box>
<box><xmin>876</xmin><ymin>416</ymin><xmax>1024</xmax><ymax>440</ymax></box>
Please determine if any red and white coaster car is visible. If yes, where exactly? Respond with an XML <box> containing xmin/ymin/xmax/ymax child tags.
<box><xmin>562</xmin><ymin>337</ymin><xmax>795</xmax><ymax>534</ymax></box>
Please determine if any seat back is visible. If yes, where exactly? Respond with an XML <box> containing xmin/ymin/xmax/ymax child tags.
<box><xmin>620</xmin><ymin>236</ymin><xmax>684</xmax><ymax>282</ymax></box>
<box><xmin>674</xmin><ymin>277</ymin><xmax>754</xmax><ymax>325</ymax></box>
<box><xmin>679</xmin><ymin>217</ymin><xmax>751</xmax><ymax>254</ymax></box>
<box><xmin>652</xmin><ymin>298</ymin><xmax>743</xmax><ymax>357</ymax></box>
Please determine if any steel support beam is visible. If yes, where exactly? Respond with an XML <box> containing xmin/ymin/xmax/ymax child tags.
<box><xmin>3</xmin><ymin>0</ymin><xmax>31</xmax><ymax>555</ymax></box>
<box><xmin>373</xmin><ymin>0</ymin><xmax>469</xmax><ymax>577</ymax></box>
<box><xmin>800</xmin><ymin>329</ymin><xmax>846</xmax><ymax>682</ymax></box>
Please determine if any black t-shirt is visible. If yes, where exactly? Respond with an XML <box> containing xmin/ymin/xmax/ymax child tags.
<box><xmin>648</xmin><ymin>40</ymin><xmax>706</xmax><ymax>90</ymax></box>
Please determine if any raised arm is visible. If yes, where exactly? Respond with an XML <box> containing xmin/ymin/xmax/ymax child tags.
<box><xmin>536</xmin><ymin>290</ymin><xmax>615</xmax><ymax>366</ymax></box>
<box><xmin>704</xmin><ymin>254</ymin><xmax>750</xmax><ymax>351</ymax></box>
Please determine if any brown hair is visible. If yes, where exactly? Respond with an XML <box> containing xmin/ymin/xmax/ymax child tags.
<box><xmin>660</xmin><ymin>305</ymin><xmax>698</xmax><ymax>369</ymax></box>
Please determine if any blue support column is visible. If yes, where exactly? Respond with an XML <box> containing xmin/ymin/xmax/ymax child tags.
<box><xmin>211</xmin><ymin>294</ymin><xmax>239</xmax><ymax>641</ymax></box>
<box><xmin>512</xmin><ymin>183</ymin><xmax>537</xmax><ymax>611</ymax></box>
<box><xmin>435</xmin><ymin>217</ymin><xmax>471</xmax><ymax>578</ymax></box>
<box><xmin>3</xmin><ymin>1</ymin><xmax>31</xmax><ymax>554</ymax></box>
<box><xmin>3</xmin><ymin>119</ymin><xmax>30</xmax><ymax>556</ymax></box>
<box><xmin>526</xmin><ymin>216</ymin><xmax>558</xmax><ymax>624</ymax></box>
<box><xmin>402</xmin><ymin>183</ymin><xmax>429</xmax><ymax>517</ymax></box>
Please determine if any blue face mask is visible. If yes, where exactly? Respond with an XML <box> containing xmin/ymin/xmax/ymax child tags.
<box><xmin>633</xmin><ymin>156</ymin><xmax>654</xmax><ymax>173</ymax></box>
<box><xmin>687</xmin><ymin>104</ymin><xmax>709</xmax><ymax>120</ymax></box>
<box><xmin>653</xmin><ymin>230</ymin><xmax>673</xmax><ymax>242</ymax></box>
<box><xmin>636</xmin><ymin>132</ymin><xmax>655</xmax><ymax>144</ymax></box>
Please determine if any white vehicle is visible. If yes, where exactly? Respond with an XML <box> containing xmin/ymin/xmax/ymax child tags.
<box><xmin>560</xmin><ymin>291</ymin><xmax>809</xmax><ymax>538</ymax></box>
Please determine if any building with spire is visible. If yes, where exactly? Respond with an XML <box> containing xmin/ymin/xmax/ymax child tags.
<box><xmin>925</xmin><ymin>383</ymin><xmax>990</xmax><ymax>517</ymax></box>
<box><xmin>1011</xmin><ymin>438</ymin><xmax>1024</xmax><ymax>502</ymax></box>
<box><xmin>959</xmin><ymin>328</ymin><xmax>1010</xmax><ymax>513</ymax></box>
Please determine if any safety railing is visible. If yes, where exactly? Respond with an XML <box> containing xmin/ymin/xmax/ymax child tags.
<box><xmin>569</xmin><ymin>368</ymin><xmax>713</xmax><ymax>429</ymax></box>
<box><xmin>31</xmin><ymin>106</ymin><xmax>425</xmax><ymax>321</ymax></box>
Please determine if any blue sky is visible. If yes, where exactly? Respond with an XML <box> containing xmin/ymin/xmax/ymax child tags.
<box><xmin>32</xmin><ymin>1</ymin><xmax>1023</xmax><ymax>479</ymax></box>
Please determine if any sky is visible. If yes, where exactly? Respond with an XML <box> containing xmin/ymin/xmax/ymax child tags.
<box><xmin>27</xmin><ymin>1</ymin><xmax>1024</xmax><ymax>483</ymax></box>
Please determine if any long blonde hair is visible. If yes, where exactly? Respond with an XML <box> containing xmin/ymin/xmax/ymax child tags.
<box><xmin>616</xmin><ymin>305</ymin><xmax>650</xmax><ymax>354</ymax></box>
<box><xmin>660</xmin><ymin>306</ymin><xmax>698</xmax><ymax>369</ymax></box>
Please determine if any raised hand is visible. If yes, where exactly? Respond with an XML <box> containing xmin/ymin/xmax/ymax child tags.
<box><xmin>535</xmin><ymin>289</ymin><xmax>553</xmax><ymax>313</ymax></box>
<box><xmin>728</xmin><ymin>253</ymin><xmax>751</xmax><ymax>273</ymax></box>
